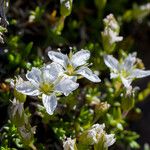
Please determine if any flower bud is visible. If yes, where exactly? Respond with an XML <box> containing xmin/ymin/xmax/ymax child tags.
<box><xmin>121</xmin><ymin>94</ymin><xmax>135</xmax><ymax>111</ymax></box>
<box><xmin>11</xmin><ymin>76</ymin><xmax>26</xmax><ymax>102</ymax></box>
<box><xmin>95</xmin><ymin>102</ymin><xmax>110</xmax><ymax>114</ymax></box>
<box><xmin>79</xmin><ymin>123</ymin><xmax>116</xmax><ymax>148</ymax></box>
<box><xmin>18</xmin><ymin>125</ymin><xmax>36</xmax><ymax>146</ymax></box>
<box><xmin>63</xmin><ymin>138</ymin><xmax>77</xmax><ymax>150</ymax></box>
<box><xmin>60</xmin><ymin>0</ymin><xmax>73</xmax><ymax>17</ymax></box>
<box><xmin>9</xmin><ymin>98</ymin><xmax>25</xmax><ymax>126</ymax></box>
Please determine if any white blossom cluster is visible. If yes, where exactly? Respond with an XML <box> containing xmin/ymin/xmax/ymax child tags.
<box><xmin>16</xmin><ymin>49</ymin><xmax>101</xmax><ymax>115</ymax></box>
<box><xmin>104</xmin><ymin>53</ymin><xmax>150</xmax><ymax>92</ymax></box>
<box><xmin>10</xmin><ymin>10</ymin><xmax>150</xmax><ymax>150</ymax></box>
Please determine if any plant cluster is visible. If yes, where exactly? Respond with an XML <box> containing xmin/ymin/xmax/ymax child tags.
<box><xmin>0</xmin><ymin>0</ymin><xmax>150</xmax><ymax>150</ymax></box>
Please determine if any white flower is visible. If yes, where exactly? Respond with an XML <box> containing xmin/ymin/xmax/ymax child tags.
<box><xmin>87</xmin><ymin>124</ymin><xmax>105</xmax><ymax>144</ymax></box>
<box><xmin>104</xmin><ymin>53</ymin><xmax>150</xmax><ymax>90</ymax></box>
<box><xmin>48</xmin><ymin>50</ymin><xmax>101</xmax><ymax>83</ymax></box>
<box><xmin>63</xmin><ymin>138</ymin><xmax>76</xmax><ymax>150</ymax></box>
<box><xmin>86</xmin><ymin>123</ymin><xmax>116</xmax><ymax>148</ymax></box>
<box><xmin>16</xmin><ymin>63</ymin><xmax>79</xmax><ymax>115</ymax></box>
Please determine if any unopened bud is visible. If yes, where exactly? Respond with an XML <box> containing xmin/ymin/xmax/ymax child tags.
<box><xmin>60</xmin><ymin>0</ymin><xmax>73</xmax><ymax>17</ymax></box>
<box><xmin>63</xmin><ymin>138</ymin><xmax>77</xmax><ymax>150</ymax></box>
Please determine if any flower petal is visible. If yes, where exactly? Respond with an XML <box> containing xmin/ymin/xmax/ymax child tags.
<box><xmin>105</xmin><ymin>134</ymin><xmax>116</xmax><ymax>147</ymax></box>
<box><xmin>110</xmin><ymin>73</ymin><xmax>118</xmax><ymax>79</ymax></box>
<box><xmin>42</xmin><ymin>94</ymin><xmax>57</xmax><ymax>115</ymax></box>
<box><xmin>16</xmin><ymin>81</ymin><xmax>40</xmax><ymax>96</ymax></box>
<box><xmin>26</xmin><ymin>67</ymin><xmax>41</xmax><ymax>86</ymax></box>
<box><xmin>123</xmin><ymin>53</ymin><xmax>136</xmax><ymax>70</ymax></box>
<box><xmin>48</xmin><ymin>51</ymin><xmax>68</xmax><ymax>68</ymax></box>
<box><xmin>130</xmin><ymin>69</ymin><xmax>150</xmax><ymax>78</ymax></box>
<box><xmin>68</xmin><ymin>76</ymin><xmax>77</xmax><ymax>82</ymax></box>
<box><xmin>104</xmin><ymin>55</ymin><xmax>119</xmax><ymax>71</ymax></box>
<box><xmin>71</xmin><ymin>49</ymin><xmax>90</xmax><ymax>68</ymax></box>
<box><xmin>43</xmin><ymin>63</ymin><xmax>64</xmax><ymax>82</ymax></box>
<box><xmin>63</xmin><ymin>138</ymin><xmax>76</xmax><ymax>150</ymax></box>
<box><xmin>108</xmin><ymin>29</ymin><xmax>123</xmax><ymax>43</ymax></box>
<box><xmin>77</xmin><ymin>67</ymin><xmax>101</xmax><ymax>83</ymax></box>
<box><xmin>120</xmin><ymin>76</ymin><xmax>132</xmax><ymax>89</ymax></box>
<box><xmin>55</xmin><ymin>76</ymin><xmax>79</xmax><ymax>96</ymax></box>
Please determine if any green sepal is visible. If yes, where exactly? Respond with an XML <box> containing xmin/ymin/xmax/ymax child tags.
<box><xmin>14</xmin><ymin>89</ymin><xmax>26</xmax><ymax>103</ymax></box>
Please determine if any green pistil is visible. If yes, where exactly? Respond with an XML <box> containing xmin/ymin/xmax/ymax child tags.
<box><xmin>66</xmin><ymin>64</ymin><xmax>74</xmax><ymax>75</ymax></box>
<box><xmin>121</xmin><ymin>69</ymin><xmax>130</xmax><ymax>78</ymax></box>
<box><xmin>40</xmin><ymin>82</ymin><xmax>54</xmax><ymax>94</ymax></box>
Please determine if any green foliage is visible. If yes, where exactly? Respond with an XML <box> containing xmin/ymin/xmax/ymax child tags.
<box><xmin>0</xmin><ymin>120</ymin><xmax>23</xmax><ymax>149</ymax></box>
<box><xmin>123</xmin><ymin>3</ymin><xmax>150</xmax><ymax>22</ymax></box>
<box><xmin>29</xmin><ymin>6</ymin><xmax>45</xmax><ymax>23</ymax></box>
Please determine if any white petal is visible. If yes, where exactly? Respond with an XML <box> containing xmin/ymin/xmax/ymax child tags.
<box><xmin>111</xmin><ymin>35</ymin><xmax>123</xmax><ymax>43</ymax></box>
<box><xmin>92</xmin><ymin>123</ymin><xmax>105</xmax><ymax>131</ymax></box>
<box><xmin>42</xmin><ymin>94</ymin><xmax>57</xmax><ymax>115</ymax></box>
<box><xmin>123</xmin><ymin>53</ymin><xmax>136</xmax><ymax>70</ymax></box>
<box><xmin>16</xmin><ymin>81</ymin><xmax>40</xmax><ymax>96</ymax></box>
<box><xmin>63</xmin><ymin>138</ymin><xmax>76</xmax><ymax>150</ymax></box>
<box><xmin>69</xmin><ymin>76</ymin><xmax>77</xmax><ymax>82</ymax></box>
<box><xmin>71</xmin><ymin>49</ymin><xmax>90</xmax><ymax>68</ymax></box>
<box><xmin>104</xmin><ymin>55</ymin><xmax>119</xmax><ymax>71</ymax></box>
<box><xmin>130</xmin><ymin>69</ymin><xmax>150</xmax><ymax>78</ymax></box>
<box><xmin>87</xmin><ymin>130</ymin><xmax>97</xmax><ymax>144</ymax></box>
<box><xmin>55</xmin><ymin>76</ymin><xmax>79</xmax><ymax>96</ymax></box>
<box><xmin>77</xmin><ymin>67</ymin><xmax>101</xmax><ymax>83</ymax></box>
<box><xmin>105</xmin><ymin>134</ymin><xmax>116</xmax><ymax>147</ymax></box>
<box><xmin>107</xmin><ymin>29</ymin><xmax>123</xmax><ymax>43</ymax></box>
<box><xmin>42</xmin><ymin>63</ymin><xmax>64</xmax><ymax>82</ymax></box>
<box><xmin>120</xmin><ymin>76</ymin><xmax>132</xmax><ymax>89</ymax></box>
<box><xmin>46</xmin><ymin>62</ymin><xmax>64</xmax><ymax>74</ymax></box>
<box><xmin>48</xmin><ymin>51</ymin><xmax>68</xmax><ymax>68</ymax></box>
<box><xmin>63</xmin><ymin>74</ymin><xmax>77</xmax><ymax>82</ymax></box>
<box><xmin>110</xmin><ymin>73</ymin><xmax>119</xmax><ymax>79</ymax></box>
<box><xmin>26</xmin><ymin>67</ymin><xmax>41</xmax><ymax>85</ymax></box>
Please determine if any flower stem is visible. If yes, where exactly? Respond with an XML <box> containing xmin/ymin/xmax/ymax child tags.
<box><xmin>29</xmin><ymin>143</ymin><xmax>37</xmax><ymax>150</ymax></box>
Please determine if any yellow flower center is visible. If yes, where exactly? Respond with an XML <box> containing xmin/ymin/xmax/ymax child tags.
<box><xmin>40</xmin><ymin>82</ymin><xmax>54</xmax><ymax>94</ymax></box>
<box><xmin>66</xmin><ymin>64</ymin><xmax>74</xmax><ymax>75</ymax></box>
<box><xmin>120</xmin><ymin>69</ymin><xmax>129</xmax><ymax>78</ymax></box>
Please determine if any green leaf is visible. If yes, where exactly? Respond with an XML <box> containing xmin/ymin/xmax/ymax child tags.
<box><xmin>24</xmin><ymin>42</ymin><xmax>33</xmax><ymax>56</ymax></box>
